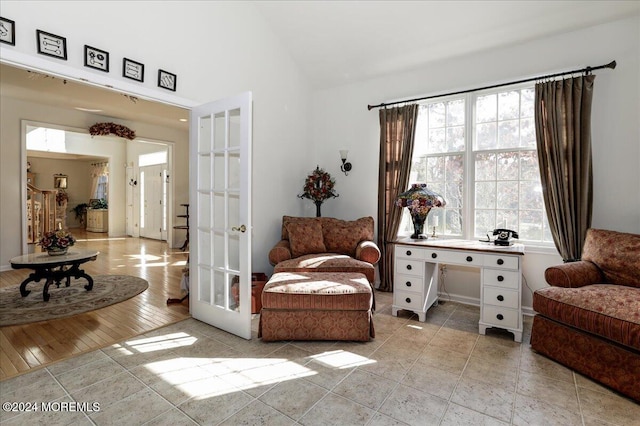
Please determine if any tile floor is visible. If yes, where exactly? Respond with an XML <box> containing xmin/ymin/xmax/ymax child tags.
<box><xmin>1</xmin><ymin>291</ymin><xmax>638</xmax><ymax>425</ymax></box>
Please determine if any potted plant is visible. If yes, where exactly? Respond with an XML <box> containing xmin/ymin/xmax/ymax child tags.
<box><xmin>90</xmin><ymin>199</ymin><xmax>108</xmax><ymax>209</ymax></box>
<box><xmin>71</xmin><ymin>203</ymin><xmax>89</xmax><ymax>227</ymax></box>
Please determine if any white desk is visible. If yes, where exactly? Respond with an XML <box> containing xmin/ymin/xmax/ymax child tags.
<box><xmin>393</xmin><ymin>238</ymin><xmax>525</xmax><ymax>342</ymax></box>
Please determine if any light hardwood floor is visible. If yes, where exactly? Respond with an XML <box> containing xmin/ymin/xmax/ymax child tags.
<box><xmin>0</xmin><ymin>231</ymin><xmax>190</xmax><ymax>380</ymax></box>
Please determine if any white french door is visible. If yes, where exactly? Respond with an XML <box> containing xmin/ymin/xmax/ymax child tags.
<box><xmin>190</xmin><ymin>92</ymin><xmax>252</xmax><ymax>339</ymax></box>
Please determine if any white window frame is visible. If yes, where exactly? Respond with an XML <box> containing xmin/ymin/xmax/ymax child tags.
<box><xmin>401</xmin><ymin>83</ymin><xmax>555</xmax><ymax>252</ymax></box>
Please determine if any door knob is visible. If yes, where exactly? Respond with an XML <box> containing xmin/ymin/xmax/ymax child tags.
<box><xmin>232</xmin><ymin>225</ymin><xmax>246</xmax><ymax>233</ymax></box>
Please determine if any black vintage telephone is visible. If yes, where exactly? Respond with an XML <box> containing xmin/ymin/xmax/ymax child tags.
<box><xmin>492</xmin><ymin>228</ymin><xmax>519</xmax><ymax>246</ymax></box>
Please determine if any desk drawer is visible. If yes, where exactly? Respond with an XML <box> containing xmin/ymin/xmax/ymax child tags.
<box><xmin>426</xmin><ymin>249</ymin><xmax>483</xmax><ymax>267</ymax></box>
<box><xmin>394</xmin><ymin>290</ymin><xmax>424</xmax><ymax>311</ymax></box>
<box><xmin>395</xmin><ymin>274</ymin><xmax>425</xmax><ymax>293</ymax></box>
<box><xmin>396</xmin><ymin>246</ymin><xmax>427</xmax><ymax>260</ymax></box>
<box><xmin>395</xmin><ymin>259</ymin><xmax>424</xmax><ymax>276</ymax></box>
<box><xmin>483</xmin><ymin>254</ymin><xmax>519</xmax><ymax>270</ymax></box>
<box><xmin>482</xmin><ymin>305</ymin><xmax>519</xmax><ymax>329</ymax></box>
<box><xmin>483</xmin><ymin>287</ymin><xmax>519</xmax><ymax>309</ymax></box>
<box><xmin>483</xmin><ymin>269</ymin><xmax>519</xmax><ymax>289</ymax></box>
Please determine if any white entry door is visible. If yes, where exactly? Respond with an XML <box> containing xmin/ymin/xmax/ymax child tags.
<box><xmin>190</xmin><ymin>92</ymin><xmax>252</xmax><ymax>339</ymax></box>
<box><xmin>140</xmin><ymin>164</ymin><xmax>165</xmax><ymax>240</ymax></box>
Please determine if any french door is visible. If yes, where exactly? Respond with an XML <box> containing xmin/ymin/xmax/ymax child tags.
<box><xmin>189</xmin><ymin>92</ymin><xmax>252</xmax><ymax>339</ymax></box>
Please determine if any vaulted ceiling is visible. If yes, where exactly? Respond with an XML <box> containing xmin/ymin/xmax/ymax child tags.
<box><xmin>1</xmin><ymin>1</ymin><xmax>637</xmax><ymax>127</ymax></box>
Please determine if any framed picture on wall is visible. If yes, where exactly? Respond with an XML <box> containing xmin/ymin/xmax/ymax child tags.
<box><xmin>123</xmin><ymin>58</ymin><xmax>144</xmax><ymax>82</ymax></box>
<box><xmin>0</xmin><ymin>17</ymin><xmax>15</xmax><ymax>46</ymax></box>
<box><xmin>36</xmin><ymin>30</ymin><xmax>67</xmax><ymax>60</ymax></box>
<box><xmin>54</xmin><ymin>174</ymin><xmax>68</xmax><ymax>189</ymax></box>
<box><xmin>158</xmin><ymin>69</ymin><xmax>177</xmax><ymax>91</ymax></box>
<box><xmin>84</xmin><ymin>45</ymin><xmax>109</xmax><ymax>72</ymax></box>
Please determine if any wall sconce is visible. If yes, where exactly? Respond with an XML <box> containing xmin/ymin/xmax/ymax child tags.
<box><xmin>339</xmin><ymin>150</ymin><xmax>352</xmax><ymax>176</ymax></box>
<box><xmin>129</xmin><ymin>178</ymin><xmax>137</xmax><ymax>186</ymax></box>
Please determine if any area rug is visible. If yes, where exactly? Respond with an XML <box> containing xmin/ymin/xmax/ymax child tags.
<box><xmin>0</xmin><ymin>275</ymin><xmax>148</xmax><ymax>326</ymax></box>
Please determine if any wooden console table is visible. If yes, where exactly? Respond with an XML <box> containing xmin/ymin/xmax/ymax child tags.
<box><xmin>10</xmin><ymin>249</ymin><xmax>99</xmax><ymax>301</ymax></box>
<box><xmin>393</xmin><ymin>238</ymin><xmax>525</xmax><ymax>342</ymax></box>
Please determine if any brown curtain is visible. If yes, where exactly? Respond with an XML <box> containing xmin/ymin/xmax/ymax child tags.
<box><xmin>535</xmin><ymin>75</ymin><xmax>595</xmax><ymax>261</ymax></box>
<box><xmin>377</xmin><ymin>104</ymin><xmax>419</xmax><ymax>291</ymax></box>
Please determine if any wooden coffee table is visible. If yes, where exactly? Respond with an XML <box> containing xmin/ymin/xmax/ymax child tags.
<box><xmin>10</xmin><ymin>249</ymin><xmax>99</xmax><ymax>301</ymax></box>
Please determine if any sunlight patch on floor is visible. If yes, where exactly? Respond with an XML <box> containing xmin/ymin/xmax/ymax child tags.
<box><xmin>75</xmin><ymin>237</ymin><xmax>127</xmax><ymax>242</ymax></box>
<box><xmin>133</xmin><ymin>262</ymin><xmax>170</xmax><ymax>267</ymax></box>
<box><xmin>143</xmin><ymin>355</ymin><xmax>316</xmax><ymax>400</ymax></box>
<box><xmin>115</xmin><ymin>332</ymin><xmax>198</xmax><ymax>353</ymax></box>
<box><xmin>307</xmin><ymin>350</ymin><xmax>376</xmax><ymax>369</ymax></box>
<box><xmin>127</xmin><ymin>254</ymin><xmax>163</xmax><ymax>261</ymax></box>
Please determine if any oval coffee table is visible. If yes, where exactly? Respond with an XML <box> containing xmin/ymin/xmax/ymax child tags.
<box><xmin>10</xmin><ymin>249</ymin><xmax>99</xmax><ymax>301</ymax></box>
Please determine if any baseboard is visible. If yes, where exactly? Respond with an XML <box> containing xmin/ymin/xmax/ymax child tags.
<box><xmin>437</xmin><ymin>291</ymin><xmax>535</xmax><ymax>317</ymax></box>
<box><xmin>437</xmin><ymin>292</ymin><xmax>479</xmax><ymax>307</ymax></box>
<box><xmin>0</xmin><ymin>264</ymin><xmax>11</xmax><ymax>272</ymax></box>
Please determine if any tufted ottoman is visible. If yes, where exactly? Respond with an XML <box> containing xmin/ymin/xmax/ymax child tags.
<box><xmin>259</xmin><ymin>272</ymin><xmax>375</xmax><ymax>342</ymax></box>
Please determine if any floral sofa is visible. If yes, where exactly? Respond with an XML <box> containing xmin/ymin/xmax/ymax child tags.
<box><xmin>530</xmin><ymin>228</ymin><xmax>640</xmax><ymax>401</ymax></box>
<box><xmin>268</xmin><ymin>216</ymin><xmax>381</xmax><ymax>283</ymax></box>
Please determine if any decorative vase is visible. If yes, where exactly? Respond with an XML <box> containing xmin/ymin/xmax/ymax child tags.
<box><xmin>410</xmin><ymin>214</ymin><xmax>428</xmax><ymax>239</ymax></box>
<box><xmin>47</xmin><ymin>247</ymin><xmax>68</xmax><ymax>256</ymax></box>
<box><xmin>315</xmin><ymin>200</ymin><xmax>323</xmax><ymax>217</ymax></box>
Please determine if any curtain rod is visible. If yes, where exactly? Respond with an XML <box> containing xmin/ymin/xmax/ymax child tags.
<box><xmin>367</xmin><ymin>60</ymin><xmax>616</xmax><ymax>111</ymax></box>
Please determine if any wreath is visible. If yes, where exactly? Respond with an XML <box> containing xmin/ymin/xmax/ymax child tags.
<box><xmin>298</xmin><ymin>166</ymin><xmax>338</xmax><ymax>202</ymax></box>
<box><xmin>89</xmin><ymin>122</ymin><xmax>136</xmax><ymax>140</ymax></box>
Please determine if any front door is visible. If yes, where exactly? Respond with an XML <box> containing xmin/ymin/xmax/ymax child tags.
<box><xmin>190</xmin><ymin>92</ymin><xmax>252</xmax><ymax>339</ymax></box>
<box><xmin>140</xmin><ymin>164</ymin><xmax>164</xmax><ymax>240</ymax></box>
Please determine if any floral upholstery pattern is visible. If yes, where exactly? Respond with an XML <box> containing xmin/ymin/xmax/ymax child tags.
<box><xmin>533</xmin><ymin>284</ymin><xmax>640</xmax><ymax>350</ymax></box>
<box><xmin>269</xmin><ymin>216</ymin><xmax>380</xmax><ymax>283</ymax></box>
<box><xmin>262</xmin><ymin>272</ymin><xmax>373</xmax><ymax>311</ymax></box>
<box><xmin>259</xmin><ymin>272</ymin><xmax>374</xmax><ymax>342</ymax></box>
<box><xmin>531</xmin><ymin>316</ymin><xmax>640</xmax><ymax>402</ymax></box>
<box><xmin>286</xmin><ymin>221</ymin><xmax>326</xmax><ymax>257</ymax></box>
<box><xmin>581</xmin><ymin>228</ymin><xmax>640</xmax><ymax>287</ymax></box>
<box><xmin>544</xmin><ymin>261</ymin><xmax>604</xmax><ymax>288</ymax></box>
<box><xmin>531</xmin><ymin>228</ymin><xmax>640</xmax><ymax>402</ymax></box>
<box><xmin>321</xmin><ymin>217</ymin><xmax>374</xmax><ymax>257</ymax></box>
<box><xmin>273</xmin><ymin>253</ymin><xmax>375</xmax><ymax>283</ymax></box>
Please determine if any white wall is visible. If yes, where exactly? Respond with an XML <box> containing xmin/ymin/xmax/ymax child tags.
<box><xmin>0</xmin><ymin>1</ymin><xmax>310</xmax><ymax>273</ymax></box>
<box><xmin>310</xmin><ymin>15</ymin><xmax>640</xmax><ymax>311</ymax></box>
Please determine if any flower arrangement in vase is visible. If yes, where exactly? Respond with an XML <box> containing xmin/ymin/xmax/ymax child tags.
<box><xmin>39</xmin><ymin>229</ymin><xmax>76</xmax><ymax>255</ymax></box>
<box><xmin>298</xmin><ymin>166</ymin><xmax>339</xmax><ymax>217</ymax></box>
<box><xmin>396</xmin><ymin>183</ymin><xmax>446</xmax><ymax>239</ymax></box>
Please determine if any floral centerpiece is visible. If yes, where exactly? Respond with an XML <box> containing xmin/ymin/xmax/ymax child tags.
<box><xmin>39</xmin><ymin>229</ymin><xmax>76</xmax><ymax>255</ymax></box>
<box><xmin>396</xmin><ymin>183</ymin><xmax>446</xmax><ymax>239</ymax></box>
<box><xmin>55</xmin><ymin>191</ymin><xmax>68</xmax><ymax>206</ymax></box>
<box><xmin>89</xmin><ymin>122</ymin><xmax>136</xmax><ymax>140</ymax></box>
<box><xmin>298</xmin><ymin>166</ymin><xmax>339</xmax><ymax>217</ymax></box>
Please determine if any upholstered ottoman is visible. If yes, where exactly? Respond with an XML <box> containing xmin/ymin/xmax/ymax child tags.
<box><xmin>259</xmin><ymin>272</ymin><xmax>375</xmax><ymax>342</ymax></box>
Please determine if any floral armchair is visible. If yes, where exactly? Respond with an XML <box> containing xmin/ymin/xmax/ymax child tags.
<box><xmin>268</xmin><ymin>216</ymin><xmax>381</xmax><ymax>283</ymax></box>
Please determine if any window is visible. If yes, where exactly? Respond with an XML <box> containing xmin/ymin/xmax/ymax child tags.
<box><xmin>403</xmin><ymin>85</ymin><xmax>553</xmax><ymax>246</ymax></box>
<box><xmin>94</xmin><ymin>175</ymin><xmax>108</xmax><ymax>200</ymax></box>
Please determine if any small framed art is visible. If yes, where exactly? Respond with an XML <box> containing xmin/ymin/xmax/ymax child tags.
<box><xmin>54</xmin><ymin>174</ymin><xmax>68</xmax><ymax>189</ymax></box>
<box><xmin>84</xmin><ymin>45</ymin><xmax>109</xmax><ymax>72</ymax></box>
<box><xmin>36</xmin><ymin>30</ymin><xmax>67</xmax><ymax>60</ymax></box>
<box><xmin>0</xmin><ymin>17</ymin><xmax>15</xmax><ymax>46</ymax></box>
<box><xmin>123</xmin><ymin>58</ymin><xmax>144</xmax><ymax>82</ymax></box>
<box><xmin>158</xmin><ymin>69</ymin><xmax>177</xmax><ymax>91</ymax></box>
